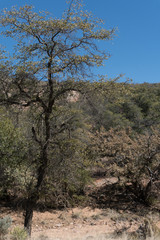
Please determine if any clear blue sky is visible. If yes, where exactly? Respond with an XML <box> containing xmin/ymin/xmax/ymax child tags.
<box><xmin>0</xmin><ymin>0</ymin><xmax>160</xmax><ymax>84</ymax></box>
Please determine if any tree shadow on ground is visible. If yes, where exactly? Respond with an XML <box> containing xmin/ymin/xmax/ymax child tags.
<box><xmin>89</xmin><ymin>182</ymin><xmax>159</xmax><ymax>216</ymax></box>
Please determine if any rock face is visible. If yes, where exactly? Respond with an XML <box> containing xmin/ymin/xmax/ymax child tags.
<box><xmin>67</xmin><ymin>91</ymin><xmax>80</xmax><ymax>103</ymax></box>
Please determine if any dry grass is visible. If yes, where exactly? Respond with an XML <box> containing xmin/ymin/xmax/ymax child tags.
<box><xmin>1</xmin><ymin>208</ymin><xmax>160</xmax><ymax>240</ymax></box>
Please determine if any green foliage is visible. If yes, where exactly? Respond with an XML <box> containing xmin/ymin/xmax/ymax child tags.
<box><xmin>10</xmin><ymin>227</ymin><xmax>28</xmax><ymax>240</ymax></box>
<box><xmin>86</xmin><ymin>82</ymin><xmax>160</xmax><ymax>132</ymax></box>
<box><xmin>0</xmin><ymin>2</ymin><xmax>115</xmax><ymax>78</ymax></box>
<box><xmin>0</xmin><ymin>216</ymin><xmax>12</xmax><ymax>238</ymax></box>
<box><xmin>0</xmin><ymin>110</ymin><xmax>25</xmax><ymax>167</ymax></box>
<box><xmin>131</xmin><ymin>83</ymin><xmax>160</xmax><ymax>130</ymax></box>
<box><xmin>0</xmin><ymin>109</ymin><xmax>29</xmax><ymax>198</ymax></box>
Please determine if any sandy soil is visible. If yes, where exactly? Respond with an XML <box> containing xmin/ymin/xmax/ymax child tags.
<box><xmin>0</xmin><ymin>206</ymin><xmax>150</xmax><ymax>240</ymax></box>
<box><xmin>1</xmin><ymin>177</ymin><xmax>160</xmax><ymax>239</ymax></box>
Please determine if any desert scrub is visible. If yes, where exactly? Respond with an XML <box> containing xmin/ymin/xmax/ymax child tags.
<box><xmin>0</xmin><ymin>216</ymin><xmax>12</xmax><ymax>239</ymax></box>
<box><xmin>10</xmin><ymin>227</ymin><xmax>28</xmax><ymax>240</ymax></box>
<box><xmin>71</xmin><ymin>212</ymin><xmax>81</xmax><ymax>219</ymax></box>
<box><xmin>91</xmin><ymin>214</ymin><xmax>101</xmax><ymax>220</ymax></box>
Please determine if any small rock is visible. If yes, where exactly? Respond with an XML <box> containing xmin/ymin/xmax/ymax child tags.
<box><xmin>90</xmin><ymin>222</ymin><xmax>96</xmax><ymax>225</ymax></box>
<box><xmin>55</xmin><ymin>223</ymin><xmax>63</xmax><ymax>227</ymax></box>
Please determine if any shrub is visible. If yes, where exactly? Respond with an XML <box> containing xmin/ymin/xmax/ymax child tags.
<box><xmin>0</xmin><ymin>216</ymin><xmax>12</xmax><ymax>239</ymax></box>
<box><xmin>10</xmin><ymin>227</ymin><xmax>28</xmax><ymax>240</ymax></box>
<box><xmin>92</xmin><ymin>127</ymin><xmax>160</xmax><ymax>206</ymax></box>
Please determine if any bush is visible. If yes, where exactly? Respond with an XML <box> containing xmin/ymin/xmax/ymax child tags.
<box><xmin>0</xmin><ymin>216</ymin><xmax>12</xmax><ymax>239</ymax></box>
<box><xmin>10</xmin><ymin>227</ymin><xmax>28</xmax><ymax>240</ymax></box>
<box><xmin>92</xmin><ymin>127</ymin><xmax>160</xmax><ymax>206</ymax></box>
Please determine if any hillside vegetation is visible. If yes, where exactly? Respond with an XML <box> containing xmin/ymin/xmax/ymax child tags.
<box><xmin>0</xmin><ymin>1</ymin><xmax>160</xmax><ymax>239</ymax></box>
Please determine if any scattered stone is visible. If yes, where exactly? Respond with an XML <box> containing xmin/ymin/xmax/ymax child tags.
<box><xmin>55</xmin><ymin>223</ymin><xmax>63</xmax><ymax>227</ymax></box>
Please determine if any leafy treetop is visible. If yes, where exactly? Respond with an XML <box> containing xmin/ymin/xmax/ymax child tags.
<box><xmin>0</xmin><ymin>1</ymin><xmax>115</xmax><ymax>80</ymax></box>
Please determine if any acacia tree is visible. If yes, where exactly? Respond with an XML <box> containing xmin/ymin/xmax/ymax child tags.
<box><xmin>0</xmin><ymin>0</ymin><xmax>115</xmax><ymax>235</ymax></box>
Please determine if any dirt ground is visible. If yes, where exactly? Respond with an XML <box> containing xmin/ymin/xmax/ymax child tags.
<box><xmin>1</xmin><ymin>177</ymin><xmax>160</xmax><ymax>239</ymax></box>
<box><xmin>0</xmin><ymin>206</ymin><xmax>144</xmax><ymax>239</ymax></box>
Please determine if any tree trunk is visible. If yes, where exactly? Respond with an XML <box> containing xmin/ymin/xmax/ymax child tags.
<box><xmin>24</xmin><ymin>199</ymin><xmax>34</xmax><ymax>236</ymax></box>
<box><xmin>23</xmin><ymin>63</ymin><xmax>52</xmax><ymax>236</ymax></box>
<box><xmin>24</xmin><ymin>147</ymin><xmax>49</xmax><ymax>236</ymax></box>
